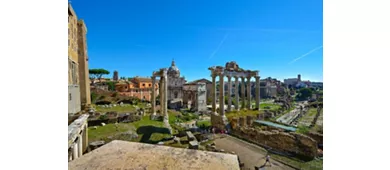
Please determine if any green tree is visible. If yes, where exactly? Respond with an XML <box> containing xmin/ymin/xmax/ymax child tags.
<box><xmin>296</xmin><ymin>88</ymin><xmax>313</xmax><ymax>101</ymax></box>
<box><xmin>106</xmin><ymin>81</ymin><xmax>116</xmax><ymax>91</ymax></box>
<box><xmin>89</xmin><ymin>68</ymin><xmax>110</xmax><ymax>83</ymax></box>
<box><xmin>207</xmin><ymin>97</ymin><xmax>212</xmax><ymax>105</ymax></box>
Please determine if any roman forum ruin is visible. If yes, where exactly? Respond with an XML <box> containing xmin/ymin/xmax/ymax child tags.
<box><xmin>209</xmin><ymin>61</ymin><xmax>261</xmax><ymax>129</ymax></box>
<box><xmin>151</xmin><ymin>68</ymin><xmax>173</xmax><ymax>133</ymax></box>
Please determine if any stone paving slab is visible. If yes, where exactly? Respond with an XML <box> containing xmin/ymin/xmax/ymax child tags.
<box><xmin>69</xmin><ymin>140</ymin><xmax>240</xmax><ymax>170</ymax></box>
<box><xmin>214</xmin><ymin>135</ymin><xmax>294</xmax><ymax>170</ymax></box>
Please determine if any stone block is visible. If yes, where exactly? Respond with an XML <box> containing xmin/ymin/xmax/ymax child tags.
<box><xmin>189</xmin><ymin>141</ymin><xmax>199</xmax><ymax>149</ymax></box>
<box><xmin>246</xmin><ymin>116</ymin><xmax>253</xmax><ymax>127</ymax></box>
<box><xmin>238</xmin><ymin>117</ymin><xmax>246</xmax><ymax>127</ymax></box>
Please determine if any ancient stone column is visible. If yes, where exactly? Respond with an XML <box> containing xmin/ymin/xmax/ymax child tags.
<box><xmin>159</xmin><ymin>76</ymin><xmax>164</xmax><ymax>115</ymax></box>
<box><xmin>211</xmin><ymin>74</ymin><xmax>217</xmax><ymax>113</ymax></box>
<box><xmin>227</xmin><ymin>76</ymin><xmax>232</xmax><ymax>112</ymax></box>
<box><xmin>241</xmin><ymin>77</ymin><xmax>246</xmax><ymax>109</ymax></box>
<box><xmin>255</xmin><ymin>76</ymin><xmax>260</xmax><ymax>110</ymax></box>
<box><xmin>72</xmin><ymin>143</ymin><xmax>78</xmax><ymax>159</ymax></box>
<box><xmin>246</xmin><ymin>76</ymin><xmax>252</xmax><ymax>110</ymax></box>
<box><xmin>82</xmin><ymin>124</ymin><xmax>88</xmax><ymax>153</ymax></box>
<box><xmin>234</xmin><ymin>76</ymin><xmax>240</xmax><ymax>111</ymax></box>
<box><xmin>151</xmin><ymin>76</ymin><xmax>156</xmax><ymax>115</ymax></box>
<box><xmin>219</xmin><ymin>74</ymin><xmax>225</xmax><ymax>116</ymax></box>
<box><xmin>163</xmin><ymin>73</ymin><xmax>169</xmax><ymax>121</ymax></box>
<box><xmin>78</xmin><ymin>135</ymin><xmax>83</xmax><ymax>157</ymax></box>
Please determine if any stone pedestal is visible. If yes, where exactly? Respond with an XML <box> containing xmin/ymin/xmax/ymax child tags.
<box><xmin>238</xmin><ymin>117</ymin><xmax>246</xmax><ymax>127</ymax></box>
<box><xmin>246</xmin><ymin>116</ymin><xmax>253</xmax><ymax>127</ymax></box>
<box><xmin>210</xmin><ymin>113</ymin><xmax>229</xmax><ymax>131</ymax></box>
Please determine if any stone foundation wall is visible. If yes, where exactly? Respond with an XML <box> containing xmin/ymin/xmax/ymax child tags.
<box><xmin>230</xmin><ymin>125</ymin><xmax>318</xmax><ymax>160</ymax></box>
<box><xmin>307</xmin><ymin>132</ymin><xmax>323</xmax><ymax>146</ymax></box>
<box><xmin>211</xmin><ymin>113</ymin><xmax>228</xmax><ymax>130</ymax></box>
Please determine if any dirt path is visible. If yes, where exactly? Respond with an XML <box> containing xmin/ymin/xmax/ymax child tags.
<box><xmin>214</xmin><ymin>135</ymin><xmax>294</xmax><ymax>170</ymax></box>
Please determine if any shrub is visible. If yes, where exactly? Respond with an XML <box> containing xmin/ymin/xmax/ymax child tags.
<box><xmin>99</xmin><ymin>114</ymin><xmax>108</xmax><ymax>120</ymax></box>
<box><xmin>296</xmin><ymin>125</ymin><xmax>310</xmax><ymax>134</ymax></box>
<box><xmin>91</xmin><ymin>92</ymin><xmax>98</xmax><ymax>103</ymax></box>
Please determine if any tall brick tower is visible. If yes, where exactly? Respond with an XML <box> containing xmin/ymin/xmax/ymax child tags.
<box><xmin>113</xmin><ymin>70</ymin><xmax>119</xmax><ymax>81</ymax></box>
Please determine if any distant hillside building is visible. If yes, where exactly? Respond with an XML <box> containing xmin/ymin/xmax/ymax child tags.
<box><xmin>284</xmin><ymin>74</ymin><xmax>302</xmax><ymax>87</ymax></box>
<box><xmin>187</xmin><ymin>78</ymin><xmax>212</xmax><ymax>99</ymax></box>
<box><xmin>115</xmin><ymin>77</ymin><xmax>159</xmax><ymax>101</ymax></box>
<box><xmin>311</xmin><ymin>82</ymin><xmax>323</xmax><ymax>88</ymax></box>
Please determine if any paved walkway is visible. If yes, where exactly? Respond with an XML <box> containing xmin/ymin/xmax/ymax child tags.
<box><xmin>214</xmin><ymin>135</ymin><xmax>294</xmax><ymax>170</ymax></box>
<box><xmin>277</xmin><ymin>102</ymin><xmax>305</xmax><ymax>125</ymax></box>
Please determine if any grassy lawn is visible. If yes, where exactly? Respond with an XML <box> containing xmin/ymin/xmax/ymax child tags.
<box><xmin>270</xmin><ymin>154</ymin><xmax>323</xmax><ymax>170</ymax></box>
<box><xmin>88</xmin><ymin>115</ymin><xmax>171</xmax><ymax>143</ymax></box>
<box><xmin>260</xmin><ymin>103</ymin><xmax>281</xmax><ymax>111</ymax></box>
<box><xmin>297</xmin><ymin>108</ymin><xmax>317</xmax><ymax>127</ymax></box>
<box><xmin>93</xmin><ymin>103</ymin><xmax>147</xmax><ymax>113</ymax></box>
<box><xmin>226</xmin><ymin>110</ymin><xmax>264</xmax><ymax>119</ymax></box>
<box><xmin>196</xmin><ymin>120</ymin><xmax>211</xmax><ymax>127</ymax></box>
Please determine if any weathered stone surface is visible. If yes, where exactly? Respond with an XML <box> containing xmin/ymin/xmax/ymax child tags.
<box><xmin>230</xmin><ymin>118</ymin><xmax>239</xmax><ymax>129</ymax></box>
<box><xmin>230</xmin><ymin>126</ymin><xmax>318</xmax><ymax>160</ymax></box>
<box><xmin>173</xmin><ymin>136</ymin><xmax>181</xmax><ymax>144</ymax></box>
<box><xmin>89</xmin><ymin>141</ymin><xmax>105</xmax><ymax>151</ymax></box>
<box><xmin>186</xmin><ymin>131</ymin><xmax>196</xmax><ymax>141</ymax></box>
<box><xmin>238</xmin><ymin>117</ymin><xmax>246</xmax><ymax>127</ymax></box>
<box><xmin>246</xmin><ymin>116</ymin><xmax>253</xmax><ymax>127</ymax></box>
<box><xmin>189</xmin><ymin>141</ymin><xmax>199</xmax><ymax>149</ymax></box>
<box><xmin>211</xmin><ymin>113</ymin><xmax>228</xmax><ymax>130</ymax></box>
<box><xmin>69</xmin><ymin>140</ymin><xmax>240</xmax><ymax>170</ymax></box>
<box><xmin>308</xmin><ymin>132</ymin><xmax>323</xmax><ymax>146</ymax></box>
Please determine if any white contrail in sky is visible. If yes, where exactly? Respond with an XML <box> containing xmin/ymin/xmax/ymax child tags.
<box><xmin>288</xmin><ymin>45</ymin><xmax>323</xmax><ymax>64</ymax></box>
<box><xmin>209</xmin><ymin>33</ymin><xmax>229</xmax><ymax>59</ymax></box>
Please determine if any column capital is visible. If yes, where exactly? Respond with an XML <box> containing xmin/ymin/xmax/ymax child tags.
<box><xmin>211</xmin><ymin>72</ymin><xmax>218</xmax><ymax>78</ymax></box>
<box><xmin>255</xmin><ymin>76</ymin><xmax>260</xmax><ymax>79</ymax></box>
<box><xmin>227</xmin><ymin>76</ymin><xmax>232</xmax><ymax>80</ymax></box>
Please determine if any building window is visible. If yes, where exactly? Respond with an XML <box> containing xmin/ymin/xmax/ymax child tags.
<box><xmin>69</xmin><ymin>93</ymin><xmax>72</xmax><ymax>101</ymax></box>
<box><xmin>142</xmin><ymin>84</ymin><xmax>145</xmax><ymax>87</ymax></box>
<box><xmin>149</xmin><ymin>84</ymin><xmax>151</xmax><ymax>87</ymax></box>
<box><xmin>68</xmin><ymin>39</ymin><xmax>70</xmax><ymax>46</ymax></box>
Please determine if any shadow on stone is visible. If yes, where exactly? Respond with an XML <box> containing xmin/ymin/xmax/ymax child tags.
<box><xmin>136</xmin><ymin>125</ymin><xmax>171</xmax><ymax>144</ymax></box>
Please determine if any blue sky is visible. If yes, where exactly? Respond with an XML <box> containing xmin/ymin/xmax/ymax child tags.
<box><xmin>71</xmin><ymin>0</ymin><xmax>323</xmax><ymax>82</ymax></box>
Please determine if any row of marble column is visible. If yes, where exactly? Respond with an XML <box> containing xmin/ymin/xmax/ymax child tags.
<box><xmin>211</xmin><ymin>74</ymin><xmax>261</xmax><ymax>116</ymax></box>
<box><xmin>151</xmin><ymin>73</ymin><xmax>168</xmax><ymax>121</ymax></box>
